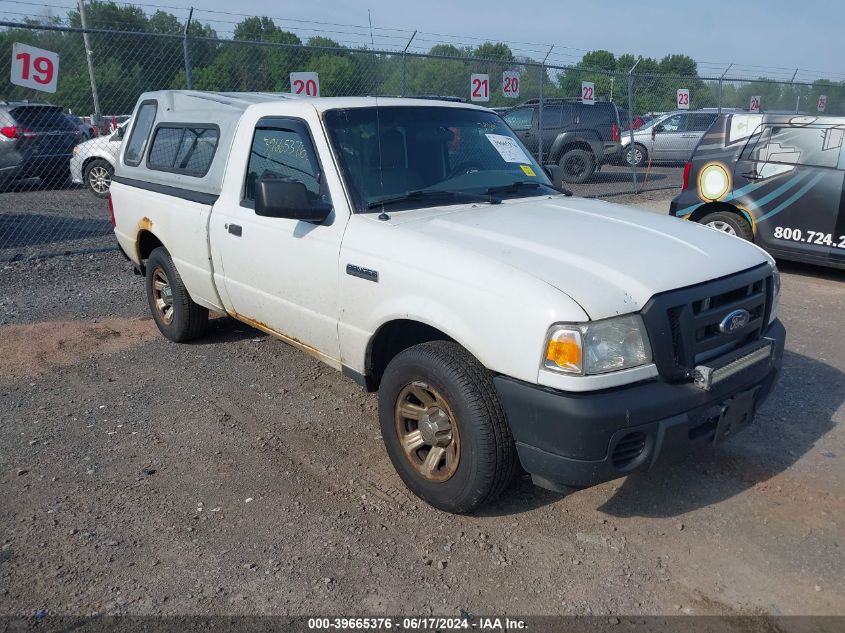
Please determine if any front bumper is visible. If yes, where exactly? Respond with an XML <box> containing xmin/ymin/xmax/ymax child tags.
<box><xmin>495</xmin><ymin>320</ymin><xmax>785</xmax><ymax>490</ymax></box>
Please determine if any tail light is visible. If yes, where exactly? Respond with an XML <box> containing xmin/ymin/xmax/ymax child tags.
<box><xmin>682</xmin><ymin>161</ymin><xmax>692</xmax><ymax>191</ymax></box>
<box><xmin>611</xmin><ymin>123</ymin><xmax>619</xmax><ymax>142</ymax></box>
<box><xmin>107</xmin><ymin>192</ymin><xmax>116</xmax><ymax>227</ymax></box>
<box><xmin>0</xmin><ymin>126</ymin><xmax>36</xmax><ymax>139</ymax></box>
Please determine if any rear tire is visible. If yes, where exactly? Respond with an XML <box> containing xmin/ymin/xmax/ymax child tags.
<box><xmin>558</xmin><ymin>148</ymin><xmax>595</xmax><ymax>184</ymax></box>
<box><xmin>145</xmin><ymin>246</ymin><xmax>208</xmax><ymax>342</ymax></box>
<box><xmin>83</xmin><ymin>159</ymin><xmax>114</xmax><ymax>198</ymax></box>
<box><xmin>378</xmin><ymin>341</ymin><xmax>516</xmax><ymax>513</ymax></box>
<box><xmin>698</xmin><ymin>210</ymin><xmax>753</xmax><ymax>242</ymax></box>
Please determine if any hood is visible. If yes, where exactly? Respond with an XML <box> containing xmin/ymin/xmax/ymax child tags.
<box><xmin>387</xmin><ymin>196</ymin><xmax>770</xmax><ymax>320</ymax></box>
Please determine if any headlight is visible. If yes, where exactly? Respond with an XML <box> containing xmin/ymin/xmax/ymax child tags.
<box><xmin>770</xmin><ymin>265</ymin><xmax>781</xmax><ymax>323</ymax></box>
<box><xmin>544</xmin><ymin>314</ymin><xmax>652</xmax><ymax>375</ymax></box>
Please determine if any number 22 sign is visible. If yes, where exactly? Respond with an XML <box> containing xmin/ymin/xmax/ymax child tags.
<box><xmin>10</xmin><ymin>42</ymin><xmax>59</xmax><ymax>93</ymax></box>
<box><xmin>581</xmin><ymin>81</ymin><xmax>595</xmax><ymax>105</ymax></box>
<box><xmin>290</xmin><ymin>72</ymin><xmax>319</xmax><ymax>97</ymax></box>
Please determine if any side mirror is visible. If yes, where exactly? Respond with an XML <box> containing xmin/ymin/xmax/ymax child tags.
<box><xmin>652</xmin><ymin>125</ymin><xmax>661</xmax><ymax>139</ymax></box>
<box><xmin>543</xmin><ymin>164</ymin><xmax>560</xmax><ymax>184</ymax></box>
<box><xmin>115</xmin><ymin>126</ymin><xmax>125</xmax><ymax>140</ymax></box>
<box><xmin>254</xmin><ymin>176</ymin><xmax>332</xmax><ymax>223</ymax></box>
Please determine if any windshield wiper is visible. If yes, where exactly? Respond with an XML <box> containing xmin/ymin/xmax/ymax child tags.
<box><xmin>366</xmin><ymin>189</ymin><xmax>501</xmax><ymax>210</ymax></box>
<box><xmin>487</xmin><ymin>180</ymin><xmax>573</xmax><ymax>197</ymax></box>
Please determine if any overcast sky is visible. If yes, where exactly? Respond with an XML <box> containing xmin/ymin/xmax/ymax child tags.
<box><xmin>3</xmin><ymin>0</ymin><xmax>844</xmax><ymax>80</ymax></box>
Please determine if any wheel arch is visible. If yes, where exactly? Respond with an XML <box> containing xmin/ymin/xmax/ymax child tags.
<box><xmin>359</xmin><ymin>319</ymin><xmax>457</xmax><ymax>392</ymax></box>
<box><xmin>688</xmin><ymin>201</ymin><xmax>754</xmax><ymax>229</ymax></box>
<box><xmin>136</xmin><ymin>229</ymin><xmax>165</xmax><ymax>273</ymax></box>
<box><xmin>552</xmin><ymin>140</ymin><xmax>594</xmax><ymax>164</ymax></box>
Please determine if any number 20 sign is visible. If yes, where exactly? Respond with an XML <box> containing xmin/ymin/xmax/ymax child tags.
<box><xmin>11</xmin><ymin>42</ymin><xmax>59</xmax><ymax>93</ymax></box>
<box><xmin>290</xmin><ymin>72</ymin><xmax>319</xmax><ymax>97</ymax></box>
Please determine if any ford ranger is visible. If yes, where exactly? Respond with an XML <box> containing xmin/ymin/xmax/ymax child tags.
<box><xmin>109</xmin><ymin>91</ymin><xmax>785</xmax><ymax>513</ymax></box>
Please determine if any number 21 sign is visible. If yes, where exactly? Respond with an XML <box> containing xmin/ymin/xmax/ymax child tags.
<box><xmin>11</xmin><ymin>42</ymin><xmax>59</xmax><ymax>93</ymax></box>
<box><xmin>470</xmin><ymin>74</ymin><xmax>489</xmax><ymax>102</ymax></box>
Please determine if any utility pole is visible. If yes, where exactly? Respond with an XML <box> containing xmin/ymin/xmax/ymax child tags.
<box><xmin>400</xmin><ymin>30</ymin><xmax>416</xmax><ymax>96</ymax></box>
<box><xmin>718</xmin><ymin>63</ymin><xmax>733</xmax><ymax>114</ymax></box>
<box><xmin>77</xmin><ymin>0</ymin><xmax>101</xmax><ymax>121</ymax></box>
<box><xmin>183</xmin><ymin>7</ymin><xmax>194</xmax><ymax>90</ymax></box>
<box><xmin>537</xmin><ymin>45</ymin><xmax>553</xmax><ymax>165</ymax></box>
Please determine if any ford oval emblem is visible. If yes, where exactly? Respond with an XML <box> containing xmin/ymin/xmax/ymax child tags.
<box><xmin>719</xmin><ymin>309</ymin><xmax>751</xmax><ymax>334</ymax></box>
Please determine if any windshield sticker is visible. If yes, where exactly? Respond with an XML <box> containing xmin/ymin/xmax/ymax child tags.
<box><xmin>519</xmin><ymin>164</ymin><xmax>536</xmax><ymax>177</ymax></box>
<box><xmin>485</xmin><ymin>133</ymin><xmax>531</xmax><ymax>163</ymax></box>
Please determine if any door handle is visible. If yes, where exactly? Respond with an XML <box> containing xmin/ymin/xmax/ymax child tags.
<box><xmin>741</xmin><ymin>171</ymin><xmax>763</xmax><ymax>181</ymax></box>
<box><xmin>226</xmin><ymin>223</ymin><xmax>242</xmax><ymax>237</ymax></box>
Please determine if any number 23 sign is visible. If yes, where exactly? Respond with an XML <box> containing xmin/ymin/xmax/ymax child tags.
<box><xmin>11</xmin><ymin>43</ymin><xmax>59</xmax><ymax>93</ymax></box>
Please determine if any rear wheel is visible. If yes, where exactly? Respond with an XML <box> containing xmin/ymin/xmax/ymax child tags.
<box><xmin>558</xmin><ymin>148</ymin><xmax>595</xmax><ymax>184</ymax></box>
<box><xmin>145</xmin><ymin>247</ymin><xmax>208</xmax><ymax>342</ymax></box>
<box><xmin>698</xmin><ymin>210</ymin><xmax>753</xmax><ymax>241</ymax></box>
<box><xmin>84</xmin><ymin>159</ymin><xmax>113</xmax><ymax>198</ymax></box>
<box><xmin>625</xmin><ymin>144</ymin><xmax>648</xmax><ymax>167</ymax></box>
<box><xmin>378</xmin><ymin>341</ymin><xmax>516</xmax><ymax>513</ymax></box>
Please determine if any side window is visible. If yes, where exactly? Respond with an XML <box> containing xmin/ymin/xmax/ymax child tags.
<box><xmin>687</xmin><ymin>113</ymin><xmax>718</xmax><ymax>132</ymax></box>
<box><xmin>763</xmin><ymin>125</ymin><xmax>843</xmax><ymax>169</ymax></box>
<box><xmin>739</xmin><ymin>126</ymin><xmax>772</xmax><ymax>163</ymax></box>
<box><xmin>660</xmin><ymin>114</ymin><xmax>685</xmax><ymax>133</ymax></box>
<box><xmin>541</xmin><ymin>105</ymin><xmax>563</xmax><ymax>129</ymax></box>
<box><xmin>244</xmin><ymin>126</ymin><xmax>321</xmax><ymax>202</ymax></box>
<box><xmin>124</xmin><ymin>102</ymin><xmax>156</xmax><ymax>166</ymax></box>
<box><xmin>148</xmin><ymin>126</ymin><xmax>219</xmax><ymax>176</ymax></box>
<box><xmin>503</xmin><ymin>108</ymin><xmax>533</xmax><ymax>131</ymax></box>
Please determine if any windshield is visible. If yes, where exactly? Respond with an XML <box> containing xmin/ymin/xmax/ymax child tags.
<box><xmin>324</xmin><ymin>106</ymin><xmax>557</xmax><ymax>212</ymax></box>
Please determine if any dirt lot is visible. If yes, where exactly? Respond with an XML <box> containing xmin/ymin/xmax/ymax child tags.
<box><xmin>1</xmin><ymin>196</ymin><xmax>844</xmax><ymax>618</ymax></box>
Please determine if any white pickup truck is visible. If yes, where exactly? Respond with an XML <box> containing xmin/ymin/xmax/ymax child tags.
<box><xmin>110</xmin><ymin>91</ymin><xmax>785</xmax><ymax>513</ymax></box>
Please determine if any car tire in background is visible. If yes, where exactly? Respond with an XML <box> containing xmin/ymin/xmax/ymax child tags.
<box><xmin>698</xmin><ymin>210</ymin><xmax>754</xmax><ymax>242</ymax></box>
<box><xmin>625</xmin><ymin>144</ymin><xmax>648</xmax><ymax>167</ymax></box>
<box><xmin>378</xmin><ymin>341</ymin><xmax>517</xmax><ymax>513</ymax></box>
<box><xmin>558</xmin><ymin>148</ymin><xmax>596</xmax><ymax>184</ymax></box>
<box><xmin>145</xmin><ymin>246</ymin><xmax>209</xmax><ymax>342</ymax></box>
<box><xmin>84</xmin><ymin>158</ymin><xmax>114</xmax><ymax>198</ymax></box>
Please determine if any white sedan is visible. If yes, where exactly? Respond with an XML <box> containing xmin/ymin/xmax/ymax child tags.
<box><xmin>70</xmin><ymin>120</ymin><xmax>129</xmax><ymax>197</ymax></box>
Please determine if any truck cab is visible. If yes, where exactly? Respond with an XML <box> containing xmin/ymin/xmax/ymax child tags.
<box><xmin>110</xmin><ymin>91</ymin><xmax>785</xmax><ymax>513</ymax></box>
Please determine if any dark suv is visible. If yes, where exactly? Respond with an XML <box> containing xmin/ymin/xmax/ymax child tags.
<box><xmin>0</xmin><ymin>101</ymin><xmax>78</xmax><ymax>190</ymax></box>
<box><xmin>502</xmin><ymin>98</ymin><xmax>623</xmax><ymax>183</ymax></box>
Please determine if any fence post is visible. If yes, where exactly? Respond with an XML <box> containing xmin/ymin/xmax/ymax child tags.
<box><xmin>400</xmin><ymin>30</ymin><xmax>416</xmax><ymax>97</ymax></box>
<box><xmin>183</xmin><ymin>7</ymin><xmax>194</xmax><ymax>90</ymax></box>
<box><xmin>77</xmin><ymin>0</ymin><xmax>101</xmax><ymax>122</ymax></box>
<box><xmin>627</xmin><ymin>58</ymin><xmax>640</xmax><ymax>192</ymax></box>
<box><xmin>538</xmin><ymin>45</ymin><xmax>553</xmax><ymax>166</ymax></box>
<box><xmin>718</xmin><ymin>63</ymin><xmax>733</xmax><ymax>114</ymax></box>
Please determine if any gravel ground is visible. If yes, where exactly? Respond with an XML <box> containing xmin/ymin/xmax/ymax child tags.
<box><xmin>1</xmin><ymin>194</ymin><xmax>844</xmax><ymax>618</ymax></box>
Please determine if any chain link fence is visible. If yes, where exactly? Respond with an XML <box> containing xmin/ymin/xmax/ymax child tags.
<box><xmin>2</xmin><ymin>20</ymin><xmax>844</xmax><ymax>260</ymax></box>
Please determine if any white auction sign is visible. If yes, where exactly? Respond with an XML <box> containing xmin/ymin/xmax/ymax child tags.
<box><xmin>749</xmin><ymin>96</ymin><xmax>761</xmax><ymax>113</ymax></box>
<box><xmin>10</xmin><ymin>42</ymin><xmax>59</xmax><ymax>93</ymax></box>
<box><xmin>581</xmin><ymin>81</ymin><xmax>595</xmax><ymax>104</ymax></box>
<box><xmin>817</xmin><ymin>95</ymin><xmax>827</xmax><ymax>112</ymax></box>
<box><xmin>676</xmin><ymin>88</ymin><xmax>690</xmax><ymax>109</ymax></box>
<box><xmin>470</xmin><ymin>74</ymin><xmax>489</xmax><ymax>102</ymax></box>
<box><xmin>290</xmin><ymin>72</ymin><xmax>319</xmax><ymax>97</ymax></box>
<box><xmin>502</xmin><ymin>71</ymin><xmax>520</xmax><ymax>98</ymax></box>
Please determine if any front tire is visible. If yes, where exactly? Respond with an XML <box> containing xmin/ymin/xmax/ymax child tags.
<box><xmin>378</xmin><ymin>341</ymin><xmax>516</xmax><ymax>513</ymax></box>
<box><xmin>558</xmin><ymin>148</ymin><xmax>595</xmax><ymax>184</ymax></box>
<box><xmin>145</xmin><ymin>247</ymin><xmax>208</xmax><ymax>342</ymax></box>
<box><xmin>84</xmin><ymin>159</ymin><xmax>114</xmax><ymax>198</ymax></box>
<box><xmin>625</xmin><ymin>144</ymin><xmax>648</xmax><ymax>167</ymax></box>
<box><xmin>698</xmin><ymin>211</ymin><xmax>753</xmax><ymax>241</ymax></box>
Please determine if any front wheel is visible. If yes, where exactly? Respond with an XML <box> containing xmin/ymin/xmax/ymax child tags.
<box><xmin>145</xmin><ymin>247</ymin><xmax>209</xmax><ymax>342</ymax></box>
<box><xmin>558</xmin><ymin>149</ymin><xmax>596</xmax><ymax>184</ymax></box>
<box><xmin>698</xmin><ymin>211</ymin><xmax>753</xmax><ymax>242</ymax></box>
<box><xmin>625</xmin><ymin>144</ymin><xmax>648</xmax><ymax>167</ymax></box>
<box><xmin>378</xmin><ymin>341</ymin><xmax>516</xmax><ymax>513</ymax></box>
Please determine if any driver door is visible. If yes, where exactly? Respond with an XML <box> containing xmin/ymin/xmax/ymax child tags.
<box><xmin>652</xmin><ymin>113</ymin><xmax>688</xmax><ymax>161</ymax></box>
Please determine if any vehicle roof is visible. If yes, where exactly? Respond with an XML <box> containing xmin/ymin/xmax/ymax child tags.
<box><xmin>722</xmin><ymin>112</ymin><xmax>845</xmax><ymax>125</ymax></box>
<box><xmin>135</xmin><ymin>90</ymin><xmax>489</xmax><ymax>114</ymax></box>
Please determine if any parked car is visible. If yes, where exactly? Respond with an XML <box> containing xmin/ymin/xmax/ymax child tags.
<box><xmin>70</xmin><ymin>119</ymin><xmax>129</xmax><ymax>197</ymax></box>
<box><xmin>620</xmin><ymin>109</ymin><xmax>726</xmax><ymax>167</ymax></box>
<box><xmin>0</xmin><ymin>101</ymin><xmax>78</xmax><ymax>190</ymax></box>
<box><xmin>671</xmin><ymin>112</ymin><xmax>845</xmax><ymax>270</ymax></box>
<box><xmin>110</xmin><ymin>90</ymin><xmax>784</xmax><ymax>513</ymax></box>
<box><xmin>65</xmin><ymin>114</ymin><xmax>96</xmax><ymax>142</ymax></box>
<box><xmin>501</xmin><ymin>98</ymin><xmax>623</xmax><ymax>184</ymax></box>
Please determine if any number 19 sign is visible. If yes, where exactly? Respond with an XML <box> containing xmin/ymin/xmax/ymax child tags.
<box><xmin>11</xmin><ymin>42</ymin><xmax>59</xmax><ymax>93</ymax></box>
<box><xmin>290</xmin><ymin>72</ymin><xmax>319</xmax><ymax>97</ymax></box>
